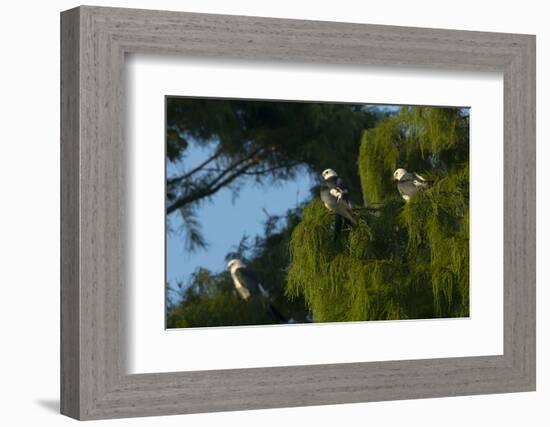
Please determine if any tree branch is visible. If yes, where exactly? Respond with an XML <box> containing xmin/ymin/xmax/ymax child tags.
<box><xmin>240</xmin><ymin>162</ymin><xmax>301</xmax><ymax>176</ymax></box>
<box><xmin>167</xmin><ymin>160</ymin><xmax>259</xmax><ymax>214</ymax></box>
<box><xmin>202</xmin><ymin>147</ymin><xmax>264</xmax><ymax>191</ymax></box>
<box><xmin>166</xmin><ymin>148</ymin><xmax>268</xmax><ymax>215</ymax></box>
<box><xmin>167</xmin><ymin>149</ymin><xmax>223</xmax><ymax>186</ymax></box>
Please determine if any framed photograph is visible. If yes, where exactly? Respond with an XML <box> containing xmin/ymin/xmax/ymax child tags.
<box><xmin>163</xmin><ymin>97</ymin><xmax>470</xmax><ymax>330</ymax></box>
<box><xmin>61</xmin><ymin>6</ymin><xmax>536</xmax><ymax>420</ymax></box>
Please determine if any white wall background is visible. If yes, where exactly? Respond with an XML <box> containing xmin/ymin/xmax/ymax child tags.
<box><xmin>0</xmin><ymin>0</ymin><xmax>546</xmax><ymax>425</ymax></box>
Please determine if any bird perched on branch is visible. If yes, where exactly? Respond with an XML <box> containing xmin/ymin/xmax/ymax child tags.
<box><xmin>393</xmin><ymin>168</ymin><xmax>431</xmax><ymax>202</ymax></box>
<box><xmin>320</xmin><ymin>168</ymin><xmax>357</xmax><ymax>224</ymax></box>
<box><xmin>226</xmin><ymin>259</ymin><xmax>287</xmax><ymax>323</ymax></box>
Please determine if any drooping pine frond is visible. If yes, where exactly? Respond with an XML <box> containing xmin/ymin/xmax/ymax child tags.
<box><xmin>287</xmin><ymin>106</ymin><xmax>469</xmax><ymax>322</ymax></box>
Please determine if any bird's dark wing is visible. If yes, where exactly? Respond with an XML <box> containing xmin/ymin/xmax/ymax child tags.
<box><xmin>402</xmin><ymin>172</ymin><xmax>429</xmax><ymax>188</ymax></box>
<box><xmin>414</xmin><ymin>173</ymin><xmax>430</xmax><ymax>189</ymax></box>
<box><xmin>413</xmin><ymin>172</ymin><xmax>427</xmax><ymax>182</ymax></box>
<box><xmin>333</xmin><ymin>177</ymin><xmax>349</xmax><ymax>193</ymax></box>
<box><xmin>234</xmin><ymin>267</ymin><xmax>264</xmax><ymax>297</ymax></box>
<box><xmin>324</xmin><ymin>177</ymin><xmax>351</xmax><ymax>203</ymax></box>
<box><xmin>335</xmin><ymin>177</ymin><xmax>349</xmax><ymax>190</ymax></box>
<box><xmin>336</xmin><ymin>177</ymin><xmax>351</xmax><ymax>202</ymax></box>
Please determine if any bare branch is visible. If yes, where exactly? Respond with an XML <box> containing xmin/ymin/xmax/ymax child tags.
<box><xmin>167</xmin><ymin>149</ymin><xmax>223</xmax><ymax>185</ymax></box>
<box><xmin>202</xmin><ymin>147</ymin><xmax>264</xmax><ymax>191</ymax></box>
<box><xmin>166</xmin><ymin>148</ymin><xmax>269</xmax><ymax>215</ymax></box>
<box><xmin>240</xmin><ymin>162</ymin><xmax>302</xmax><ymax>176</ymax></box>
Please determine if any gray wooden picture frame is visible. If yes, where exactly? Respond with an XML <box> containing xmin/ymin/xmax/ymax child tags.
<box><xmin>60</xmin><ymin>5</ymin><xmax>536</xmax><ymax>421</ymax></box>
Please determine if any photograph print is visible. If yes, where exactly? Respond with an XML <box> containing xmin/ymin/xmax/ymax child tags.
<box><xmin>165</xmin><ymin>97</ymin><xmax>470</xmax><ymax>329</ymax></box>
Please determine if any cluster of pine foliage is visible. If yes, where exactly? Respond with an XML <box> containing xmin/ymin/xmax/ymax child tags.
<box><xmin>287</xmin><ymin>106</ymin><xmax>470</xmax><ymax>322</ymax></box>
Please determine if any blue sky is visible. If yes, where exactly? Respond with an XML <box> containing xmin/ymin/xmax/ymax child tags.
<box><xmin>166</xmin><ymin>144</ymin><xmax>313</xmax><ymax>299</ymax></box>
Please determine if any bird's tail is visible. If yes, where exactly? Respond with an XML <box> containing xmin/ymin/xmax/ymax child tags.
<box><xmin>334</xmin><ymin>214</ymin><xmax>342</xmax><ymax>242</ymax></box>
<box><xmin>342</xmin><ymin>209</ymin><xmax>357</xmax><ymax>226</ymax></box>
<box><xmin>268</xmin><ymin>302</ymin><xmax>287</xmax><ymax>324</ymax></box>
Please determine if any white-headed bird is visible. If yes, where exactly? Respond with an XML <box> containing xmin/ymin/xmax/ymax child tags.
<box><xmin>227</xmin><ymin>259</ymin><xmax>286</xmax><ymax>323</ymax></box>
<box><xmin>320</xmin><ymin>168</ymin><xmax>357</xmax><ymax>227</ymax></box>
<box><xmin>393</xmin><ymin>168</ymin><xmax>430</xmax><ymax>202</ymax></box>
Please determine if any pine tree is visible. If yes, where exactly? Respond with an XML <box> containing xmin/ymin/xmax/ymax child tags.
<box><xmin>286</xmin><ymin>106</ymin><xmax>470</xmax><ymax>322</ymax></box>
